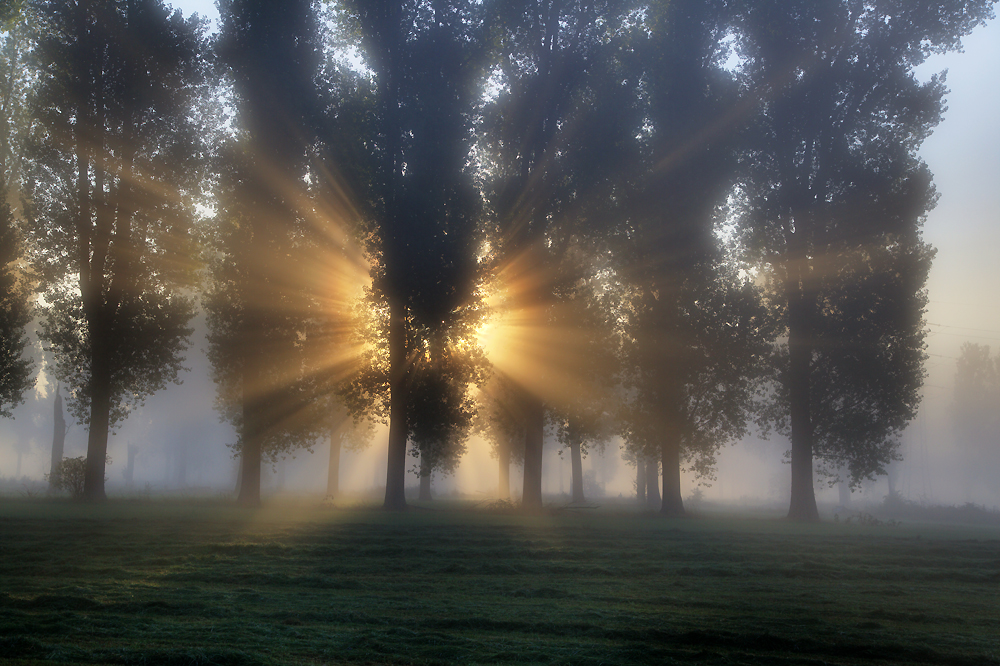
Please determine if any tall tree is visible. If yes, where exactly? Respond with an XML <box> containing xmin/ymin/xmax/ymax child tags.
<box><xmin>344</xmin><ymin>0</ymin><xmax>493</xmax><ymax>510</ymax></box>
<box><xmin>0</xmin><ymin>7</ymin><xmax>34</xmax><ymax>420</ymax></box>
<box><xmin>212</xmin><ymin>0</ymin><xmax>329</xmax><ymax>506</ymax></box>
<box><xmin>480</xmin><ymin>0</ymin><xmax>639</xmax><ymax>510</ymax></box>
<box><xmin>26</xmin><ymin>0</ymin><xmax>208</xmax><ymax>500</ymax></box>
<box><xmin>732</xmin><ymin>0</ymin><xmax>991</xmax><ymax>520</ymax></box>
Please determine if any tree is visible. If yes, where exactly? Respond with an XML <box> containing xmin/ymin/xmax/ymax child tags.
<box><xmin>620</xmin><ymin>260</ymin><xmax>775</xmax><ymax>515</ymax></box>
<box><xmin>479</xmin><ymin>0</ymin><xmax>640</xmax><ymax>510</ymax></box>
<box><xmin>952</xmin><ymin>342</ymin><xmax>1000</xmax><ymax>496</ymax></box>
<box><xmin>408</xmin><ymin>327</ymin><xmax>486</xmax><ymax>501</ymax></box>
<box><xmin>26</xmin><ymin>0</ymin><xmax>209</xmax><ymax>500</ymax></box>
<box><xmin>0</xmin><ymin>7</ymin><xmax>34</xmax><ymax>420</ymax></box>
<box><xmin>46</xmin><ymin>385</ymin><xmax>67</xmax><ymax>492</ymax></box>
<box><xmin>211</xmin><ymin>0</ymin><xmax>335</xmax><ymax>506</ymax></box>
<box><xmin>474</xmin><ymin>371</ymin><xmax>527</xmax><ymax>501</ymax></box>
<box><xmin>343</xmin><ymin>0</ymin><xmax>494</xmax><ymax>510</ymax></box>
<box><xmin>731</xmin><ymin>0</ymin><xmax>991</xmax><ymax>520</ymax></box>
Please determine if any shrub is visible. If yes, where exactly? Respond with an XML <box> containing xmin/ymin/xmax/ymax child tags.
<box><xmin>47</xmin><ymin>456</ymin><xmax>110</xmax><ymax>499</ymax></box>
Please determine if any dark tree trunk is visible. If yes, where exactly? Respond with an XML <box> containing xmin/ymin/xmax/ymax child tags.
<box><xmin>636</xmin><ymin>458</ymin><xmax>646</xmax><ymax>504</ymax></box>
<box><xmin>645</xmin><ymin>458</ymin><xmax>661</xmax><ymax>509</ymax></box>
<box><xmin>786</xmin><ymin>287</ymin><xmax>820</xmax><ymax>521</ymax></box>
<box><xmin>48</xmin><ymin>389</ymin><xmax>66</xmax><ymax>492</ymax></box>
<box><xmin>521</xmin><ymin>393</ymin><xmax>545</xmax><ymax>510</ymax></box>
<box><xmin>384</xmin><ymin>297</ymin><xmax>409</xmax><ymax>510</ymax></box>
<box><xmin>660</xmin><ymin>434</ymin><xmax>685</xmax><ymax>516</ymax></box>
<box><xmin>83</xmin><ymin>322</ymin><xmax>111</xmax><ymax>502</ymax></box>
<box><xmin>569</xmin><ymin>432</ymin><xmax>584</xmax><ymax>504</ymax></box>
<box><xmin>418</xmin><ymin>453</ymin><xmax>432</xmax><ymax>501</ymax></box>
<box><xmin>497</xmin><ymin>435</ymin><xmax>510</xmax><ymax>500</ymax></box>
<box><xmin>326</xmin><ymin>432</ymin><xmax>341</xmax><ymax>499</ymax></box>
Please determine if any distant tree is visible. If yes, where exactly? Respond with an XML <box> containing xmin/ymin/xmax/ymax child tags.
<box><xmin>46</xmin><ymin>386</ymin><xmax>67</xmax><ymax>492</ymax></box>
<box><xmin>474</xmin><ymin>371</ymin><xmax>526</xmax><ymax>501</ymax></box>
<box><xmin>952</xmin><ymin>342</ymin><xmax>1000</xmax><ymax>495</ymax></box>
<box><xmin>26</xmin><ymin>0</ymin><xmax>209</xmax><ymax>500</ymax></box>
<box><xmin>324</xmin><ymin>401</ymin><xmax>374</xmax><ymax>501</ymax></box>
<box><xmin>730</xmin><ymin>0</ymin><xmax>991</xmax><ymax>520</ymax></box>
<box><xmin>211</xmin><ymin>0</ymin><xmax>332</xmax><ymax>506</ymax></box>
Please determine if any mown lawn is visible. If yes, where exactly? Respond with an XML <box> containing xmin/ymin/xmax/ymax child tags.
<box><xmin>1</xmin><ymin>498</ymin><xmax>998</xmax><ymax>665</ymax></box>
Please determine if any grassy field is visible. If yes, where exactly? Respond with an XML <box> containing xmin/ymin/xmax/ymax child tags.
<box><xmin>1</xmin><ymin>498</ymin><xmax>998</xmax><ymax>665</ymax></box>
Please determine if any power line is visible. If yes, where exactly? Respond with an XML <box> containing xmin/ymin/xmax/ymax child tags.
<box><xmin>927</xmin><ymin>321</ymin><xmax>1000</xmax><ymax>336</ymax></box>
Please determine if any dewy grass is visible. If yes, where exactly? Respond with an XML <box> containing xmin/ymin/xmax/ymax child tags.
<box><xmin>1</xmin><ymin>498</ymin><xmax>999</xmax><ymax>665</ymax></box>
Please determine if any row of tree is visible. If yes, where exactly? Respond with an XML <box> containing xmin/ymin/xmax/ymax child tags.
<box><xmin>0</xmin><ymin>0</ymin><xmax>994</xmax><ymax>519</ymax></box>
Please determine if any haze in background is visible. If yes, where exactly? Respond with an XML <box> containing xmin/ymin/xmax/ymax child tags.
<box><xmin>1</xmin><ymin>3</ymin><xmax>997</xmax><ymax>508</ymax></box>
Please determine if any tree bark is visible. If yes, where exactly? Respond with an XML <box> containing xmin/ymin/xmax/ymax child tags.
<box><xmin>636</xmin><ymin>458</ymin><xmax>646</xmax><ymax>504</ymax></box>
<box><xmin>786</xmin><ymin>286</ymin><xmax>820</xmax><ymax>521</ymax></box>
<box><xmin>384</xmin><ymin>297</ymin><xmax>409</xmax><ymax>510</ymax></box>
<box><xmin>645</xmin><ymin>458</ymin><xmax>661</xmax><ymax>509</ymax></box>
<box><xmin>418</xmin><ymin>453</ymin><xmax>432</xmax><ymax>501</ymax></box>
<box><xmin>660</xmin><ymin>434</ymin><xmax>685</xmax><ymax>516</ymax></box>
<box><xmin>48</xmin><ymin>388</ymin><xmax>66</xmax><ymax>492</ymax></box>
<box><xmin>497</xmin><ymin>435</ymin><xmax>510</xmax><ymax>500</ymax></box>
<box><xmin>569</xmin><ymin>430</ymin><xmax>584</xmax><ymax>504</ymax></box>
<box><xmin>521</xmin><ymin>392</ymin><xmax>545</xmax><ymax>510</ymax></box>
<box><xmin>326</xmin><ymin>432</ymin><xmax>341</xmax><ymax>499</ymax></box>
<box><xmin>82</xmin><ymin>312</ymin><xmax>111</xmax><ymax>502</ymax></box>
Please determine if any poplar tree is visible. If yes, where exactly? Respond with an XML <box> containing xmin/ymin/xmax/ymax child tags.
<box><xmin>733</xmin><ymin>0</ymin><xmax>992</xmax><ymax>520</ymax></box>
<box><xmin>26</xmin><ymin>0</ymin><xmax>208</xmax><ymax>499</ymax></box>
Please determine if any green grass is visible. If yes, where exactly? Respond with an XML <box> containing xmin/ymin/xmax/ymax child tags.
<box><xmin>1</xmin><ymin>498</ymin><xmax>998</xmax><ymax>665</ymax></box>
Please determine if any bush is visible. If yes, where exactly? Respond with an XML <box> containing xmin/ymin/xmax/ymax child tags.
<box><xmin>47</xmin><ymin>456</ymin><xmax>110</xmax><ymax>499</ymax></box>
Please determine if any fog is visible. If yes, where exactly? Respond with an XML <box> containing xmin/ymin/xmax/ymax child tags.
<box><xmin>2</xmin><ymin>6</ymin><xmax>999</xmax><ymax>514</ymax></box>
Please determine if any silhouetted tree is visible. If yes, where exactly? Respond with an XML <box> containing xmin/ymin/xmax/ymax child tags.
<box><xmin>408</xmin><ymin>327</ymin><xmax>486</xmax><ymax>501</ymax></box>
<box><xmin>731</xmin><ymin>0</ymin><xmax>990</xmax><ymax>520</ymax></box>
<box><xmin>47</xmin><ymin>386</ymin><xmax>66</xmax><ymax>492</ymax></box>
<box><xmin>480</xmin><ymin>0</ymin><xmax>639</xmax><ymax>510</ymax></box>
<box><xmin>26</xmin><ymin>0</ymin><xmax>208</xmax><ymax>500</ymax></box>
<box><xmin>474</xmin><ymin>372</ymin><xmax>526</xmax><ymax>501</ymax></box>
<box><xmin>342</xmin><ymin>0</ymin><xmax>494</xmax><ymax>509</ymax></box>
<box><xmin>620</xmin><ymin>261</ymin><xmax>775</xmax><ymax>516</ymax></box>
<box><xmin>211</xmin><ymin>0</ymin><xmax>330</xmax><ymax>506</ymax></box>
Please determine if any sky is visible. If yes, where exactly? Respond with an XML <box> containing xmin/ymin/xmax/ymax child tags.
<box><xmin>2</xmin><ymin>2</ymin><xmax>998</xmax><ymax>507</ymax></box>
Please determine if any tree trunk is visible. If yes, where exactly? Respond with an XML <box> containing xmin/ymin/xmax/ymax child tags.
<box><xmin>384</xmin><ymin>297</ymin><xmax>409</xmax><ymax>510</ymax></box>
<box><xmin>83</xmin><ymin>325</ymin><xmax>111</xmax><ymax>502</ymax></box>
<box><xmin>569</xmin><ymin>431</ymin><xmax>585</xmax><ymax>504</ymax></box>
<box><xmin>418</xmin><ymin>452</ymin><xmax>432</xmax><ymax>501</ymax></box>
<box><xmin>497</xmin><ymin>435</ymin><xmax>510</xmax><ymax>500</ymax></box>
<box><xmin>645</xmin><ymin>458</ymin><xmax>661</xmax><ymax>509</ymax></box>
<box><xmin>48</xmin><ymin>389</ymin><xmax>66</xmax><ymax>492</ymax></box>
<box><xmin>326</xmin><ymin>432</ymin><xmax>341</xmax><ymax>499</ymax></box>
<box><xmin>786</xmin><ymin>288</ymin><xmax>820</xmax><ymax>521</ymax></box>
<box><xmin>521</xmin><ymin>393</ymin><xmax>545</xmax><ymax>510</ymax></box>
<box><xmin>660</xmin><ymin>434</ymin><xmax>685</xmax><ymax>516</ymax></box>
<box><xmin>636</xmin><ymin>458</ymin><xmax>646</xmax><ymax>504</ymax></box>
